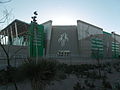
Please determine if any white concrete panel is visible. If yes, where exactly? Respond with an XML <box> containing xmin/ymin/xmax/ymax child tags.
<box><xmin>42</xmin><ymin>20</ymin><xmax>52</xmax><ymax>55</ymax></box>
<box><xmin>112</xmin><ymin>33</ymin><xmax>120</xmax><ymax>43</ymax></box>
<box><xmin>77</xmin><ymin>20</ymin><xmax>103</xmax><ymax>40</ymax></box>
<box><xmin>15</xmin><ymin>22</ymin><xmax>18</xmax><ymax>38</ymax></box>
<box><xmin>42</xmin><ymin>20</ymin><xmax>52</xmax><ymax>40</ymax></box>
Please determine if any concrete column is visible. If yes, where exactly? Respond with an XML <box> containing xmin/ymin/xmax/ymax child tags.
<box><xmin>15</xmin><ymin>22</ymin><xmax>18</xmax><ymax>38</ymax></box>
<box><xmin>3</xmin><ymin>31</ymin><xmax>6</xmax><ymax>45</ymax></box>
<box><xmin>10</xmin><ymin>26</ymin><xmax>13</xmax><ymax>44</ymax></box>
<box><xmin>1</xmin><ymin>32</ymin><xmax>4</xmax><ymax>44</ymax></box>
<box><xmin>0</xmin><ymin>35</ymin><xmax>1</xmax><ymax>43</ymax></box>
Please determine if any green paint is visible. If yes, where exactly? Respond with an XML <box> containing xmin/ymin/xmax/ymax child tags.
<box><xmin>91</xmin><ymin>38</ymin><xmax>103</xmax><ymax>59</ymax></box>
<box><xmin>103</xmin><ymin>31</ymin><xmax>111</xmax><ymax>35</ymax></box>
<box><xmin>112</xmin><ymin>42</ymin><xmax>120</xmax><ymax>58</ymax></box>
<box><xmin>29</xmin><ymin>22</ymin><xmax>44</xmax><ymax>58</ymax></box>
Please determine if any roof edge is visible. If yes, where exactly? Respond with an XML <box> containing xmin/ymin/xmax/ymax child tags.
<box><xmin>77</xmin><ymin>20</ymin><xmax>103</xmax><ymax>30</ymax></box>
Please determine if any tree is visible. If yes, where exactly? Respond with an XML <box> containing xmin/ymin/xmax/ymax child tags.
<box><xmin>0</xmin><ymin>0</ymin><xmax>14</xmax><ymax>69</ymax></box>
<box><xmin>0</xmin><ymin>9</ymin><xmax>13</xmax><ymax>24</ymax></box>
<box><xmin>0</xmin><ymin>42</ymin><xmax>26</xmax><ymax>90</ymax></box>
<box><xmin>0</xmin><ymin>0</ymin><xmax>12</xmax><ymax>24</ymax></box>
<box><xmin>0</xmin><ymin>1</ymin><xmax>19</xmax><ymax>90</ymax></box>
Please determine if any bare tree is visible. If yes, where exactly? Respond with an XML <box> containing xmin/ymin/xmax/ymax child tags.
<box><xmin>0</xmin><ymin>1</ymin><xmax>18</xmax><ymax>90</ymax></box>
<box><xmin>0</xmin><ymin>9</ymin><xmax>13</xmax><ymax>24</ymax></box>
<box><xmin>0</xmin><ymin>1</ymin><xmax>13</xmax><ymax>66</ymax></box>
<box><xmin>0</xmin><ymin>41</ymin><xmax>26</xmax><ymax>90</ymax></box>
<box><xmin>0</xmin><ymin>0</ymin><xmax>12</xmax><ymax>23</ymax></box>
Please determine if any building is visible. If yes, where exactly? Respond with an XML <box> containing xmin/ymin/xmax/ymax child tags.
<box><xmin>0</xmin><ymin>19</ymin><xmax>120</xmax><ymax>63</ymax></box>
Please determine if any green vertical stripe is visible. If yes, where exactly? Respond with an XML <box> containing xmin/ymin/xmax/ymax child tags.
<box><xmin>29</xmin><ymin>22</ymin><xmax>44</xmax><ymax>57</ymax></box>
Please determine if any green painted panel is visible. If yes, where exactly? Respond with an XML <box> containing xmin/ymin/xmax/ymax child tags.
<box><xmin>91</xmin><ymin>38</ymin><xmax>103</xmax><ymax>58</ymax></box>
<box><xmin>29</xmin><ymin>22</ymin><xmax>44</xmax><ymax>58</ymax></box>
<box><xmin>103</xmin><ymin>31</ymin><xmax>111</xmax><ymax>35</ymax></box>
<box><xmin>111</xmin><ymin>41</ymin><xmax>120</xmax><ymax>58</ymax></box>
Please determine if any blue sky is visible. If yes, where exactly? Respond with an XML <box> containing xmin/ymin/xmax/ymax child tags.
<box><xmin>0</xmin><ymin>0</ymin><xmax>120</xmax><ymax>34</ymax></box>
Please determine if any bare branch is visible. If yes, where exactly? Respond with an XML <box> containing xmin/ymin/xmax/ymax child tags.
<box><xmin>0</xmin><ymin>9</ymin><xmax>13</xmax><ymax>23</ymax></box>
<box><xmin>0</xmin><ymin>0</ymin><xmax>13</xmax><ymax>24</ymax></box>
<box><xmin>0</xmin><ymin>0</ymin><xmax>11</xmax><ymax>3</ymax></box>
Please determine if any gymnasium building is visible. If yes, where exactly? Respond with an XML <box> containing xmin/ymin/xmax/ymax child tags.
<box><xmin>0</xmin><ymin>19</ymin><xmax>120</xmax><ymax>65</ymax></box>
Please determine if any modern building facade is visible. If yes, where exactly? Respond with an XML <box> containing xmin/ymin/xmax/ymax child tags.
<box><xmin>0</xmin><ymin>19</ymin><xmax>120</xmax><ymax>61</ymax></box>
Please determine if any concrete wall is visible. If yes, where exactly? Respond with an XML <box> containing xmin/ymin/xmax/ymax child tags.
<box><xmin>77</xmin><ymin>20</ymin><xmax>103</xmax><ymax>58</ymax></box>
<box><xmin>0</xmin><ymin>45</ymin><xmax>28</xmax><ymax>69</ymax></box>
<box><xmin>42</xmin><ymin>20</ymin><xmax>52</xmax><ymax>56</ymax></box>
<box><xmin>77</xmin><ymin>20</ymin><xmax>103</xmax><ymax>40</ymax></box>
<box><xmin>49</xmin><ymin>26</ymin><xmax>79</xmax><ymax>57</ymax></box>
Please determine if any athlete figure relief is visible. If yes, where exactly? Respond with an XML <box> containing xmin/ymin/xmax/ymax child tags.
<box><xmin>58</xmin><ymin>32</ymin><xmax>69</xmax><ymax>47</ymax></box>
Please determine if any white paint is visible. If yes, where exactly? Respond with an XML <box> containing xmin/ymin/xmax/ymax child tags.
<box><xmin>42</xmin><ymin>20</ymin><xmax>52</xmax><ymax>40</ymax></box>
<box><xmin>112</xmin><ymin>33</ymin><xmax>120</xmax><ymax>43</ymax></box>
<box><xmin>15</xmin><ymin>22</ymin><xmax>18</xmax><ymax>38</ymax></box>
<box><xmin>10</xmin><ymin>26</ymin><xmax>13</xmax><ymax>43</ymax></box>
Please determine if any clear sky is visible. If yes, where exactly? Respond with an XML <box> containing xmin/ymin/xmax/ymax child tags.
<box><xmin>0</xmin><ymin>0</ymin><xmax>120</xmax><ymax>34</ymax></box>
